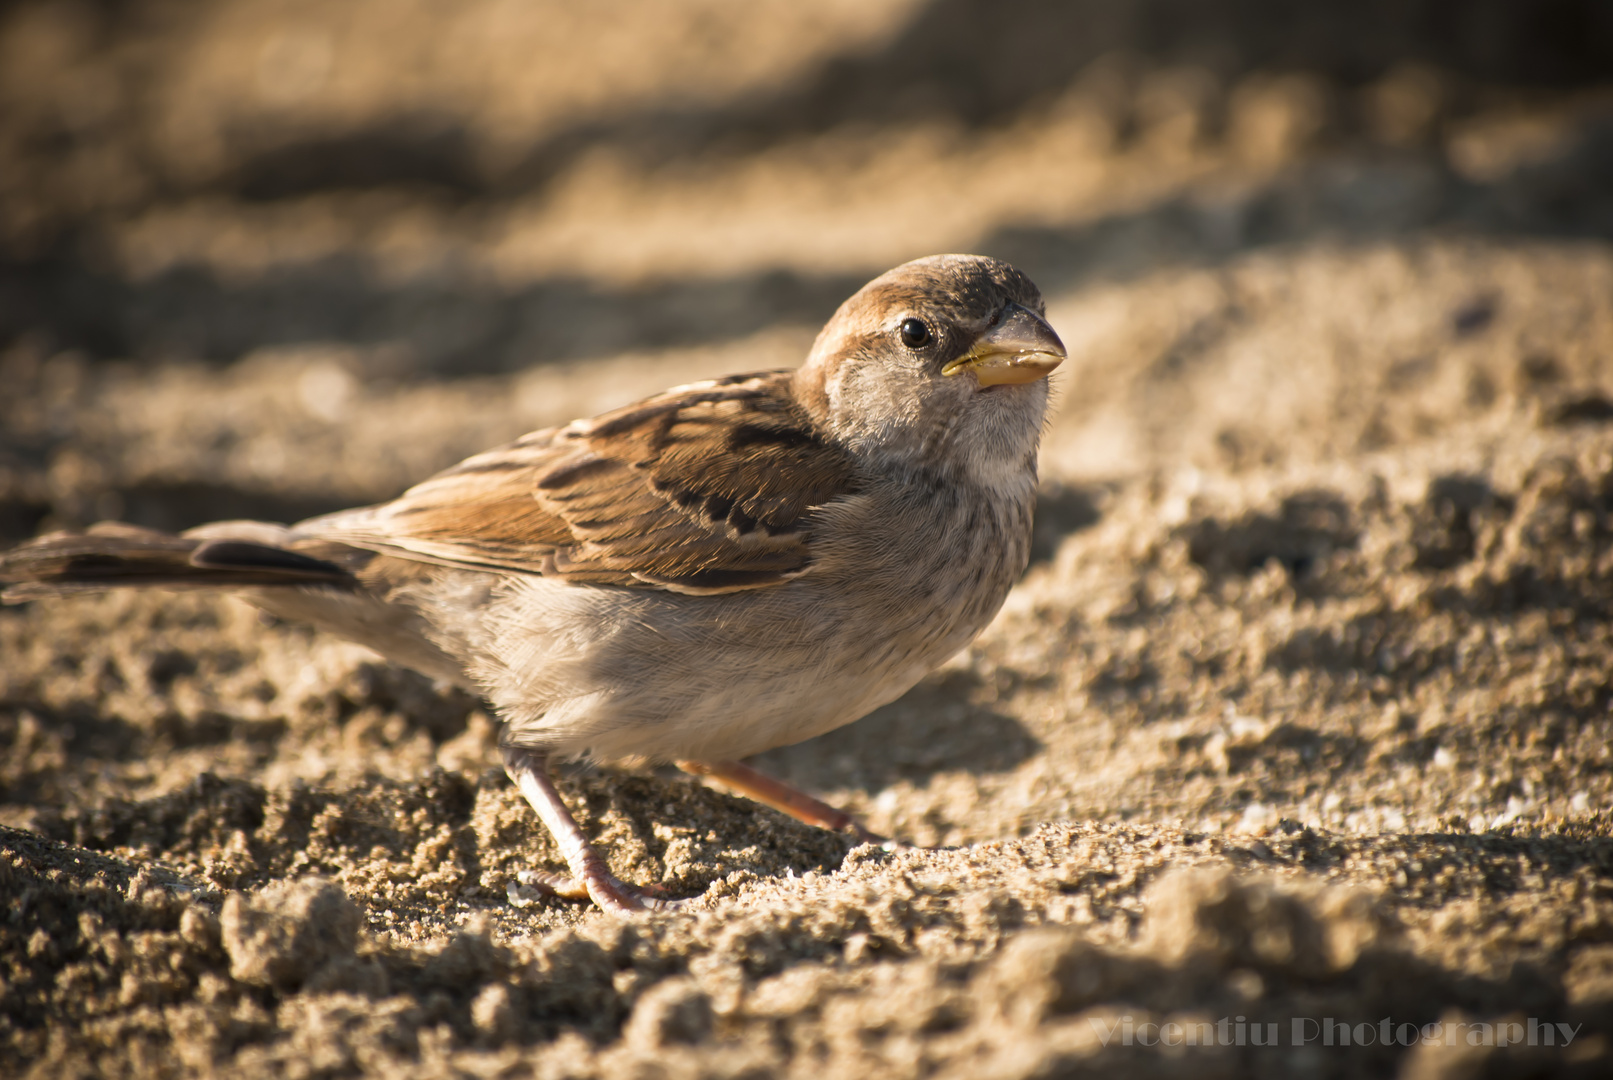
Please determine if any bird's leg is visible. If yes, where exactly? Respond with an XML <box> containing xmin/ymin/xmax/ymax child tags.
<box><xmin>677</xmin><ymin>759</ymin><xmax>889</xmax><ymax>845</ymax></box>
<box><xmin>502</xmin><ymin>746</ymin><xmax>680</xmax><ymax>915</ymax></box>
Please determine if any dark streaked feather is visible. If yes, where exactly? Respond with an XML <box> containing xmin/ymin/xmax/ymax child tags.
<box><xmin>305</xmin><ymin>371</ymin><xmax>860</xmax><ymax>594</ymax></box>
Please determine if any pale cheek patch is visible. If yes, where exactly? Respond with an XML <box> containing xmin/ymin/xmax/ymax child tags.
<box><xmin>827</xmin><ymin>361</ymin><xmax>928</xmax><ymax>452</ymax></box>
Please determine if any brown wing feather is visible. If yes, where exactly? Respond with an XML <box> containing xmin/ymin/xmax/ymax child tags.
<box><xmin>303</xmin><ymin>372</ymin><xmax>858</xmax><ymax>594</ymax></box>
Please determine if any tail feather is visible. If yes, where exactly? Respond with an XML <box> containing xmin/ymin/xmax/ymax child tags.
<box><xmin>1</xmin><ymin>522</ymin><xmax>354</xmax><ymax>602</ymax></box>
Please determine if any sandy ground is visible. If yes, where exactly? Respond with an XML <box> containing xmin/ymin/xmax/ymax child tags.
<box><xmin>4</xmin><ymin>2</ymin><xmax>1613</xmax><ymax>1077</ymax></box>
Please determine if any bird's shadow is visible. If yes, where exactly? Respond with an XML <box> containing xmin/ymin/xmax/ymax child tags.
<box><xmin>750</xmin><ymin>667</ymin><xmax>1042</xmax><ymax>795</ymax></box>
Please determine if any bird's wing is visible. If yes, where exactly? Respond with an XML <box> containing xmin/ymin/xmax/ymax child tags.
<box><xmin>301</xmin><ymin>371</ymin><xmax>859</xmax><ymax>595</ymax></box>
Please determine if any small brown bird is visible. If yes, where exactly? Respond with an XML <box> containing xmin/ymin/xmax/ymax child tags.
<box><xmin>1</xmin><ymin>254</ymin><xmax>1065</xmax><ymax>914</ymax></box>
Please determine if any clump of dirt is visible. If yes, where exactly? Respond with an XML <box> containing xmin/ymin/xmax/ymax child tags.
<box><xmin>6</xmin><ymin>815</ymin><xmax>1610</xmax><ymax>1078</ymax></box>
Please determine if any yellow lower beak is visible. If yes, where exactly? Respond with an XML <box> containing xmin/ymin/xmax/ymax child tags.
<box><xmin>942</xmin><ymin>303</ymin><xmax>1066</xmax><ymax>387</ymax></box>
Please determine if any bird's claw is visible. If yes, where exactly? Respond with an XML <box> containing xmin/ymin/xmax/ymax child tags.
<box><xmin>513</xmin><ymin>867</ymin><xmax>687</xmax><ymax>914</ymax></box>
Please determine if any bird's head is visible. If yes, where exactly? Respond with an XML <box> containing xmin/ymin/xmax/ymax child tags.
<box><xmin>794</xmin><ymin>254</ymin><xmax>1064</xmax><ymax>484</ymax></box>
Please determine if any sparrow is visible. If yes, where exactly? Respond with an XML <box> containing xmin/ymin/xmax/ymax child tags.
<box><xmin>1</xmin><ymin>254</ymin><xmax>1065</xmax><ymax>914</ymax></box>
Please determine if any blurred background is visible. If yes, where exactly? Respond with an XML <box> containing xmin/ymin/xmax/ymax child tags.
<box><xmin>3</xmin><ymin>0</ymin><xmax>1612</xmax><ymax>542</ymax></box>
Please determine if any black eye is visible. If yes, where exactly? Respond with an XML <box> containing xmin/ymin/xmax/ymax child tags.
<box><xmin>899</xmin><ymin>317</ymin><xmax>932</xmax><ymax>348</ymax></box>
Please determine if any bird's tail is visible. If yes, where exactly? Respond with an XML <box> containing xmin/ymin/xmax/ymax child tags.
<box><xmin>0</xmin><ymin>521</ymin><xmax>354</xmax><ymax>603</ymax></box>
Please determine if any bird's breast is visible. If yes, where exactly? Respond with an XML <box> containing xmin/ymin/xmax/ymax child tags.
<box><xmin>808</xmin><ymin>470</ymin><xmax>1035</xmax><ymax>673</ymax></box>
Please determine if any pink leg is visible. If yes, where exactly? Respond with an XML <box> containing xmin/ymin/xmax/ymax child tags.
<box><xmin>502</xmin><ymin>746</ymin><xmax>682</xmax><ymax>915</ymax></box>
<box><xmin>678</xmin><ymin>759</ymin><xmax>889</xmax><ymax>845</ymax></box>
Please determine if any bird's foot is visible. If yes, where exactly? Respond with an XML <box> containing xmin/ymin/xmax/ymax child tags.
<box><xmin>503</xmin><ymin>746</ymin><xmax>690</xmax><ymax>915</ymax></box>
<box><xmin>516</xmin><ymin>867</ymin><xmax>685</xmax><ymax>914</ymax></box>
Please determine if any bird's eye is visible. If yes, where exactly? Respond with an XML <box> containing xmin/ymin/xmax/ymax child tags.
<box><xmin>898</xmin><ymin>317</ymin><xmax>932</xmax><ymax>348</ymax></box>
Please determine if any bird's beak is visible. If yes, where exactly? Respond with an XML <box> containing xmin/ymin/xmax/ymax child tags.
<box><xmin>942</xmin><ymin>303</ymin><xmax>1066</xmax><ymax>387</ymax></box>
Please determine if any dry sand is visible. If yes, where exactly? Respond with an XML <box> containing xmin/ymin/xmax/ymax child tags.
<box><xmin>4</xmin><ymin>2</ymin><xmax>1613</xmax><ymax>1077</ymax></box>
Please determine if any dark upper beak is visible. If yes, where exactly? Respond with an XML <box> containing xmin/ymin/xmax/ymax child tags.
<box><xmin>941</xmin><ymin>303</ymin><xmax>1066</xmax><ymax>387</ymax></box>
